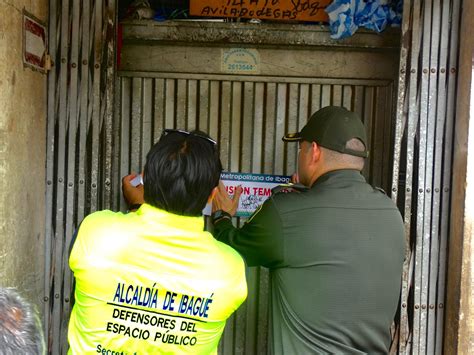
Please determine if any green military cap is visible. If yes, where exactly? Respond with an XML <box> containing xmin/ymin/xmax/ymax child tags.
<box><xmin>282</xmin><ymin>106</ymin><xmax>369</xmax><ymax>158</ymax></box>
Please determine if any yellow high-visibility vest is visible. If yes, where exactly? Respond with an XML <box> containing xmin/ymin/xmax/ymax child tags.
<box><xmin>68</xmin><ymin>204</ymin><xmax>247</xmax><ymax>354</ymax></box>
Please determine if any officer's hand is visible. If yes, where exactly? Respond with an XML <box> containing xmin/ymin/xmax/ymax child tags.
<box><xmin>212</xmin><ymin>181</ymin><xmax>242</xmax><ymax>216</ymax></box>
<box><xmin>122</xmin><ymin>173</ymin><xmax>144</xmax><ymax>207</ymax></box>
<box><xmin>291</xmin><ymin>173</ymin><xmax>299</xmax><ymax>184</ymax></box>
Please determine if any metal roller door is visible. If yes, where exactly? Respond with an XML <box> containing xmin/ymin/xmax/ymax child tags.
<box><xmin>118</xmin><ymin>22</ymin><xmax>399</xmax><ymax>354</ymax></box>
<box><xmin>44</xmin><ymin>2</ymin><xmax>464</xmax><ymax>353</ymax></box>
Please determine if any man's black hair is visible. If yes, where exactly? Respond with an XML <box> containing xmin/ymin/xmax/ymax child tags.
<box><xmin>143</xmin><ymin>130</ymin><xmax>222</xmax><ymax>216</ymax></box>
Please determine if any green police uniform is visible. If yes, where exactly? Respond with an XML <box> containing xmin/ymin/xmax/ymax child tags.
<box><xmin>213</xmin><ymin>169</ymin><xmax>405</xmax><ymax>354</ymax></box>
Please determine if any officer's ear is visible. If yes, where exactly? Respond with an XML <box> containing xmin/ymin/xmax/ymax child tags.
<box><xmin>207</xmin><ymin>186</ymin><xmax>219</xmax><ymax>203</ymax></box>
<box><xmin>310</xmin><ymin>142</ymin><xmax>322</xmax><ymax>164</ymax></box>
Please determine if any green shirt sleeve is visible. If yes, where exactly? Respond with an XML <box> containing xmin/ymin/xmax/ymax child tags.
<box><xmin>212</xmin><ymin>199</ymin><xmax>285</xmax><ymax>268</ymax></box>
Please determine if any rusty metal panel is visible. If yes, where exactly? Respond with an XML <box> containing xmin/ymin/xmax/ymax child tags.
<box><xmin>424</xmin><ymin>0</ymin><xmax>442</xmax><ymax>352</ymax></box>
<box><xmin>298</xmin><ymin>84</ymin><xmax>310</xmax><ymax>132</ymax></box>
<box><xmin>45</xmin><ymin>1</ymin><xmax>117</xmax><ymax>353</ymax></box>
<box><xmin>219</xmin><ymin>81</ymin><xmax>232</xmax><ymax>169</ymax></box>
<box><xmin>252</xmin><ymin>82</ymin><xmax>264</xmax><ymax>172</ymax></box>
<box><xmin>89</xmin><ymin>0</ymin><xmax>103</xmax><ymax>213</ymax></box>
<box><xmin>286</xmin><ymin>84</ymin><xmax>299</xmax><ymax>174</ymax></box>
<box><xmin>187</xmin><ymin>80</ymin><xmax>198</xmax><ymax>129</ymax></box>
<box><xmin>103</xmin><ymin>6</ymin><xmax>115</xmax><ymax>212</ymax></box>
<box><xmin>164</xmin><ymin>79</ymin><xmax>175</xmax><ymax>130</ymax></box>
<box><xmin>362</xmin><ymin>86</ymin><xmax>374</xmax><ymax>182</ymax></box>
<box><xmin>343</xmin><ymin>85</ymin><xmax>352</xmax><ymax>110</ymax></box>
<box><xmin>199</xmin><ymin>80</ymin><xmax>210</xmax><ymax>134</ymax></box>
<box><xmin>209</xmin><ymin>81</ymin><xmax>220</xmax><ymax>141</ymax></box>
<box><xmin>45</xmin><ymin>0</ymin><xmax>58</xmax><ymax>347</ymax></box>
<box><xmin>382</xmin><ymin>85</ymin><xmax>394</xmax><ymax>191</ymax></box>
<box><xmin>119</xmin><ymin>77</ymin><xmax>131</xmax><ymax>212</ymax></box>
<box><xmin>264</xmin><ymin>83</ymin><xmax>277</xmax><ymax>174</ymax></box>
<box><xmin>230</xmin><ymin>81</ymin><xmax>243</xmax><ymax>173</ymax></box>
<box><xmin>60</xmin><ymin>0</ymin><xmax>81</xmax><ymax>353</ymax></box>
<box><xmin>130</xmin><ymin>77</ymin><xmax>142</xmax><ymax>174</ymax></box>
<box><xmin>437</xmin><ymin>0</ymin><xmax>462</xmax><ymax>352</ymax></box>
<box><xmin>141</xmin><ymin>78</ymin><xmax>154</xmax><ymax>166</ymax></box>
<box><xmin>51</xmin><ymin>0</ymin><xmax>71</xmax><ymax>352</ymax></box>
<box><xmin>416</xmin><ymin>1</ymin><xmax>437</xmax><ymax>353</ymax></box>
<box><xmin>390</xmin><ymin>0</ymin><xmax>463</xmax><ymax>353</ymax></box>
<box><xmin>430</xmin><ymin>1</ymin><xmax>451</xmax><ymax>349</ymax></box>
<box><xmin>153</xmin><ymin>78</ymin><xmax>165</xmax><ymax>141</ymax></box>
<box><xmin>176</xmin><ymin>79</ymin><xmax>187</xmax><ymax>128</ymax></box>
<box><xmin>78</xmin><ymin>0</ymin><xmax>92</xmax><ymax>221</ymax></box>
<box><xmin>275</xmin><ymin>83</ymin><xmax>288</xmax><ymax>174</ymax></box>
<box><xmin>321</xmin><ymin>84</ymin><xmax>331</xmax><ymax>108</ymax></box>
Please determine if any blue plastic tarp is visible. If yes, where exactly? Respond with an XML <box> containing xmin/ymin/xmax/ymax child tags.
<box><xmin>326</xmin><ymin>0</ymin><xmax>403</xmax><ymax>39</ymax></box>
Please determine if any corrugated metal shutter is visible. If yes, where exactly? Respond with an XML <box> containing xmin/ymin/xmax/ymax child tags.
<box><xmin>45</xmin><ymin>0</ymin><xmax>116</xmax><ymax>353</ymax></box>
<box><xmin>391</xmin><ymin>0</ymin><xmax>462</xmax><ymax>353</ymax></box>
<box><xmin>45</xmin><ymin>3</ymin><xmax>464</xmax><ymax>353</ymax></box>
<box><xmin>116</xmin><ymin>76</ymin><xmax>395</xmax><ymax>204</ymax></box>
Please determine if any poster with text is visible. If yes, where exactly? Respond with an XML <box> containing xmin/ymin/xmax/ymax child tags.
<box><xmin>203</xmin><ymin>172</ymin><xmax>291</xmax><ymax>217</ymax></box>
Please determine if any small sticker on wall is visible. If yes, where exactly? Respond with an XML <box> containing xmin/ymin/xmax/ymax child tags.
<box><xmin>23</xmin><ymin>10</ymin><xmax>47</xmax><ymax>73</ymax></box>
<box><xmin>221</xmin><ymin>48</ymin><xmax>260</xmax><ymax>75</ymax></box>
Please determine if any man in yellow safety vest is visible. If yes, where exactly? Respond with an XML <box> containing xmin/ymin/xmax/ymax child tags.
<box><xmin>68</xmin><ymin>129</ymin><xmax>247</xmax><ymax>354</ymax></box>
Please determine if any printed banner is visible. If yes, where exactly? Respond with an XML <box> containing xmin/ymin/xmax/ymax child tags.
<box><xmin>203</xmin><ymin>172</ymin><xmax>291</xmax><ymax>217</ymax></box>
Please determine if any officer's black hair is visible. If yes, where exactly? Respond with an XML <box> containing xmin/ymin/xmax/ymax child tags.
<box><xmin>143</xmin><ymin>130</ymin><xmax>222</xmax><ymax>216</ymax></box>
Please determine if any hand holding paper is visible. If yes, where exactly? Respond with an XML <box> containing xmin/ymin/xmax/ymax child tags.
<box><xmin>122</xmin><ymin>173</ymin><xmax>144</xmax><ymax>206</ymax></box>
<box><xmin>291</xmin><ymin>173</ymin><xmax>299</xmax><ymax>184</ymax></box>
<box><xmin>212</xmin><ymin>181</ymin><xmax>242</xmax><ymax>216</ymax></box>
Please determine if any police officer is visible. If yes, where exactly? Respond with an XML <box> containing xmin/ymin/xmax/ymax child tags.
<box><xmin>211</xmin><ymin>106</ymin><xmax>405</xmax><ymax>354</ymax></box>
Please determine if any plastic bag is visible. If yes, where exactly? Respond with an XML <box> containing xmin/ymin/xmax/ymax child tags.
<box><xmin>326</xmin><ymin>0</ymin><xmax>403</xmax><ymax>39</ymax></box>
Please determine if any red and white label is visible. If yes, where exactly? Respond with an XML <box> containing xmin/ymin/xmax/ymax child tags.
<box><xmin>23</xmin><ymin>14</ymin><xmax>46</xmax><ymax>70</ymax></box>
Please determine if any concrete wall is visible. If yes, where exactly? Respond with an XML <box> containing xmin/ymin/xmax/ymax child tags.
<box><xmin>0</xmin><ymin>0</ymin><xmax>48</xmax><ymax>312</ymax></box>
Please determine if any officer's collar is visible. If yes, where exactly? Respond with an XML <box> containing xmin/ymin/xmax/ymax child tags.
<box><xmin>311</xmin><ymin>169</ymin><xmax>365</xmax><ymax>188</ymax></box>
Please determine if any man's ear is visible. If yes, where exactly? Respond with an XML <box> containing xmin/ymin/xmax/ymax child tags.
<box><xmin>310</xmin><ymin>141</ymin><xmax>322</xmax><ymax>163</ymax></box>
<box><xmin>207</xmin><ymin>186</ymin><xmax>219</xmax><ymax>203</ymax></box>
